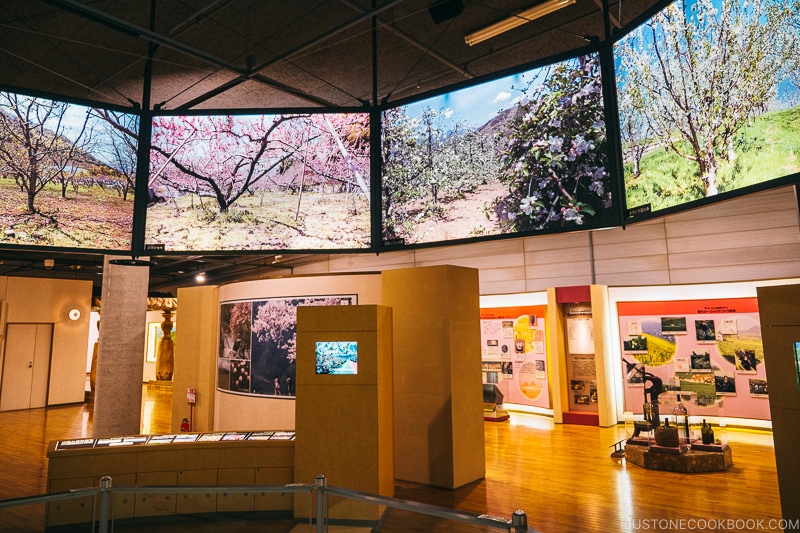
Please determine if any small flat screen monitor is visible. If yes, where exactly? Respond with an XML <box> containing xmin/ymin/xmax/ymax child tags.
<box><xmin>315</xmin><ymin>341</ymin><xmax>358</xmax><ymax>375</ymax></box>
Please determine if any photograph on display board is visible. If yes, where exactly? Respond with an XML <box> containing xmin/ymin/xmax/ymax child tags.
<box><xmin>695</xmin><ymin>320</ymin><xmax>716</xmax><ymax>343</ymax></box>
<box><xmin>229</xmin><ymin>360</ymin><xmax>250</xmax><ymax>393</ymax></box>
<box><xmin>749</xmin><ymin>379</ymin><xmax>768</xmax><ymax>398</ymax></box>
<box><xmin>219</xmin><ymin>301</ymin><xmax>253</xmax><ymax>359</ymax></box>
<box><xmin>718</xmin><ymin>318</ymin><xmax>739</xmax><ymax>335</ymax></box>
<box><xmin>626</xmin><ymin>362</ymin><xmax>645</xmax><ymax>387</ymax></box>
<box><xmin>623</xmin><ymin>318</ymin><xmax>678</xmax><ymax>366</ymax></box>
<box><xmin>217</xmin><ymin>295</ymin><xmax>355</xmax><ymax>397</ymax></box>
<box><xmin>714</xmin><ymin>371</ymin><xmax>737</xmax><ymax>396</ymax></box>
<box><xmin>623</xmin><ymin>336</ymin><xmax>648</xmax><ymax>353</ymax></box>
<box><xmin>717</xmin><ymin>316</ymin><xmax>763</xmax><ymax>372</ymax></box>
<box><xmin>516</xmin><ymin>361</ymin><xmax>545</xmax><ymax>400</ymax></box>
<box><xmin>661</xmin><ymin>317</ymin><xmax>687</xmax><ymax>334</ymax></box>
<box><xmin>673</xmin><ymin>357</ymin><xmax>690</xmax><ymax>373</ymax></box>
<box><xmin>575</xmin><ymin>395</ymin><xmax>591</xmax><ymax>405</ymax></box>
<box><xmin>690</xmin><ymin>350</ymin><xmax>712</xmax><ymax>372</ymax></box>
<box><xmin>676</xmin><ymin>372</ymin><xmax>716</xmax><ymax>405</ymax></box>
<box><xmin>571</xmin><ymin>380</ymin><xmax>585</xmax><ymax>391</ymax></box>
<box><xmin>734</xmin><ymin>349</ymin><xmax>759</xmax><ymax>373</ymax></box>
<box><xmin>590</xmin><ymin>388</ymin><xmax>598</xmax><ymax>403</ymax></box>
<box><xmin>627</xmin><ymin>320</ymin><xmax>642</xmax><ymax>336</ymax></box>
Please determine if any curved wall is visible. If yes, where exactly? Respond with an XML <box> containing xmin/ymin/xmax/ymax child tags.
<box><xmin>214</xmin><ymin>273</ymin><xmax>382</xmax><ymax>431</ymax></box>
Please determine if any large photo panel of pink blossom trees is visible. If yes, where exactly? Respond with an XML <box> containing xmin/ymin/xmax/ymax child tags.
<box><xmin>381</xmin><ymin>52</ymin><xmax>613</xmax><ymax>247</ymax></box>
<box><xmin>146</xmin><ymin>112</ymin><xmax>371</xmax><ymax>252</ymax></box>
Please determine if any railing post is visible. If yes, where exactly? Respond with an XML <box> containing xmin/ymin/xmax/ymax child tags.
<box><xmin>314</xmin><ymin>475</ymin><xmax>326</xmax><ymax>533</ymax></box>
<box><xmin>98</xmin><ymin>476</ymin><xmax>112</xmax><ymax>533</ymax></box>
<box><xmin>512</xmin><ymin>509</ymin><xmax>528</xmax><ymax>532</ymax></box>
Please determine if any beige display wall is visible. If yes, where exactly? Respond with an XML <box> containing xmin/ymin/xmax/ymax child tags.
<box><xmin>207</xmin><ymin>273</ymin><xmax>382</xmax><ymax>431</ymax></box>
<box><xmin>0</xmin><ymin>276</ymin><xmax>92</xmax><ymax>406</ymax></box>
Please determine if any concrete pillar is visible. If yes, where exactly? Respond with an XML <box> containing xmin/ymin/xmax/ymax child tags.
<box><xmin>93</xmin><ymin>256</ymin><xmax>150</xmax><ymax>438</ymax></box>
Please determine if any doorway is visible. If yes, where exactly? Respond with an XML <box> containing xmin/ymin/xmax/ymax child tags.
<box><xmin>1</xmin><ymin>323</ymin><xmax>54</xmax><ymax>411</ymax></box>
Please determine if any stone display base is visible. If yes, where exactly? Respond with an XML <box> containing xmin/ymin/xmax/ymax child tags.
<box><xmin>625</xmin><ymin>444</ymin><xmax>732</xmax><ymax>473</ymax></box>
<box><xmin>147</xmin><ymin>380</ymin><xmax>173</xmax><ymax>392</ymax></box>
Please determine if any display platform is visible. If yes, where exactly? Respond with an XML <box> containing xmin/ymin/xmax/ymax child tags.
<box><xmin>483</xmin><ymin>404</ymin><xmax>509</xmax><ymax>422</ymax></box>
<box><xmin>562</xmin><ymin>412</ymin><xmax>599</xmax><ymax>426</ymax></box>
<box><xmin>46</xmin><ymin>431</ymin><xmax>295</xmax><ymax>528</ymax></box>
<box><xmin>624</xmin><ymin>443</ymin><xmax>732</xmax><ymax>473</ymax></box>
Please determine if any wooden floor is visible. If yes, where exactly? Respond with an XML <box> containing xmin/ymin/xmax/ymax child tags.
<box><xmin>0</xmin><ymin>387</ymin><xmax>783</xmax><ymax>532</ymax></box>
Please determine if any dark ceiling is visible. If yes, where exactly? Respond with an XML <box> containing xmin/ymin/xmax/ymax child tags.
<box><xmin>0</xmin><ymin>0</ymin><xmax>659</xmax><ymax>293</ymax></box>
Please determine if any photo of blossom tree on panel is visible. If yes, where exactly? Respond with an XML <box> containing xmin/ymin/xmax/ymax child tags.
<box><xmin>381</xmin><ymin>53</ymin><xmax>612</xmax><ymax>245</ymax></box>
<box><xmin>0</xmin><ymin>91</ymin><xmax>138</xmax><ymax>249</ymax></box>
<box><xmin>616</xmin><ymin>0</ymin><xmax>800</xmax><ymax>216</ymax></box>
<box><xmin>217</xmin><ymin>295</ymin><xmax>355</xmax><ymax>397</ymax></box>
<box><xmin>147</xmin><ymin>113</ymin><xmax>370</xmax><ymax>252</ymax></box>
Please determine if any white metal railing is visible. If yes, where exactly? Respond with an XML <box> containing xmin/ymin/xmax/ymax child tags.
<box><xmin>0</xmin><ymin>474</ymin><xmax>539</xmax><ymax>532</ymax></box>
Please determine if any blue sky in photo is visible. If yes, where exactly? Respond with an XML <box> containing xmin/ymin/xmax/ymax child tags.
<box><xmin>613</xmin><ymin>0</ymin><xmax>800</xmax><ymax>106</ymax></box>
<box><xmin>400</xmin><ymin>62</ymin><xmax>560</xmax><ymax>128</ymax></box>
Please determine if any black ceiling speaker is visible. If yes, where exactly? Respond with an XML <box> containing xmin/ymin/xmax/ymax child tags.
<box><xmin>428</xmin><ymin>0</ymin><xmax>464</xmax><ymax>24</ymax></box>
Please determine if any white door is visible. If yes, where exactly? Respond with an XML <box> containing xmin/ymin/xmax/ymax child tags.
<box><xmin>0</xmin><ymin>324</ymin><xmax>54</xmax><ymax>411</ymax></box>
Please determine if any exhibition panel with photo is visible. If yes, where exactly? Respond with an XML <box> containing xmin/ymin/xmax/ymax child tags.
<box><xmin>146</xmin><ymin>111</ymin><xmax>371</xmax><ymax>253</ymax></box>
<box><xmin>381</xmin><ymin>50</ymin><xmax>615</xmax><ymax>249</ymax></box>
<box><xmin>614</xmin><ymin>0</ymin><xmax>800</xmax><ymax>220</ymax></box>
<box><xmin>618</xmin><ymin>297</ymin><xmax>770</xmax><ymax>421</ymax></box>
<box><xmin>0</xmin><ymin>89</ymin><xmax>138</xmax><ymax>252</ymax></box>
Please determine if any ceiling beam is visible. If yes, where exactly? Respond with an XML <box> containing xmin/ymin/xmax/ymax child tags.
<box><xmin>39</xmin><ymin>0</ymin><xmax>334</xmax><ymax>107</ymax></box>
<box><xmin>337</xmin><ymin>0</ymin><xmax>474</xmax><ymax>80</ymax></box>
<box><xmin>177</xmin><ymin>0</ymin><xmax>409</xmax><ymax>109</ymax></box>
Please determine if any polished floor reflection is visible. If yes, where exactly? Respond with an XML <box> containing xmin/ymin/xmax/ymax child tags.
<box><xmin>0</xmin><ymin>386</ymin><xmax>783</xmax><ymax>533</ymax></box>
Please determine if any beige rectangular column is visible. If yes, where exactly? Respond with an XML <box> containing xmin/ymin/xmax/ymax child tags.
<box><xmin>294</xmin><ymin>305</ymin><xmax>393</xmax><ymax>523</ymax></box>
<box><xmin>381</xmin><ymin>265</ymin><xmax>485</xmax><ymax>489</ymax></box>
<box><xmin>172</xmin><ymin>285</ymin><xmax>219</xmax><ymax>433</ymax></box>
<box><xmin>756</xmin><ymin>284</ymin><xmax>800</xmax><ymax>524</ymax></box>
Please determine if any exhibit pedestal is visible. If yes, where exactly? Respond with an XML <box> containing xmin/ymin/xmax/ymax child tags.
<box><xmin>483</xmin><ymin>404</ymin><xmax>509</xmax><ymax>422</ymax></box>
<box><xmin>294</xmin><ymin>305</ymin><xmax>393</xmax><ymax>524</ymax></box>
<box><xmin>625</xmin><ymin>444</ymin><xmax>732</xmax><ymax>472</ymax></box>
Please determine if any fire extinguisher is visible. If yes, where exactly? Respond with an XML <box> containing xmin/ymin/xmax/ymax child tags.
<box><xmin>180</xmin><ymin>418</ymin><xmax>190</xmax><ymax>432</ymax></box>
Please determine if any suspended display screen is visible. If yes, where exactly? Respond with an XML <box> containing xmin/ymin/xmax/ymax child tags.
<box><xmin>0</xmin><ymin>90</ymin><xmax>138</xmax><ymax>251</ymax></box>
<box><xmin>146</xmin><ymin>111</ymin><xmax>371</xmax><ymax>252</ymax></box>
<box><xmin>381</xmin><ymin>51</ymin><xmax>614</xmax><ymax>248</ymax></box>
<box><xmin>614</xmin><ymin>0</ymin><xmax>800</xmax><ymax>219</ymax></box>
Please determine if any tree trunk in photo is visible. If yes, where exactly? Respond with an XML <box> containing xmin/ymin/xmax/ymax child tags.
<box><xmin>701</xmin><ymin>153</ymin><xmax>719</xmax><ymax>197</ymax></box>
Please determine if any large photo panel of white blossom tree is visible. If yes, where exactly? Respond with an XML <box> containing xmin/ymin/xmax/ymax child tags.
<box><xmin>615</xmin><ymin>0</ymin><xmax>800</xmax><ymax>218</ymax></box>
<box><xmin>381</xmin><ymin>52</ymin><xmax>613</xmax><ymax>247</ymax></box>
<box><xmin>146</xmin><ymin>112</ymin><xmax>370</xmax><ymax>252</ymax></box>
<box><xmin>0</xmin><ymin>91</ymin><xmax>138</xmax><ymax>250</ymax></box>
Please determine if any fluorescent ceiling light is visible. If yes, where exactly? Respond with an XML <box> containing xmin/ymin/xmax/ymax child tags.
<box><xmin>464</xmin><ymin>0</ymin><xmax>577</xmax><ymax>46</ymax></box>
